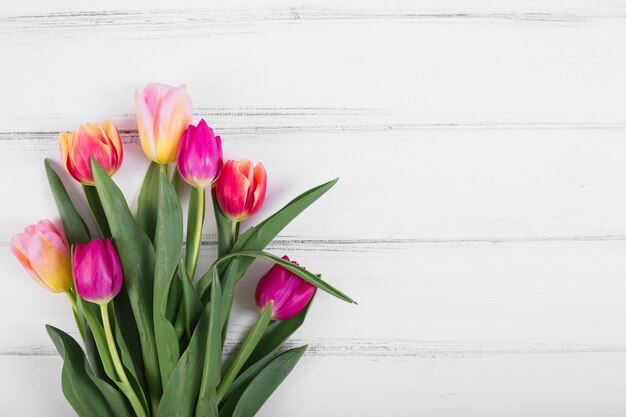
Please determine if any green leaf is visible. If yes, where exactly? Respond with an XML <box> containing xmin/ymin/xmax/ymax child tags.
<box><xmin>46</xmin><ymin>325</ymin><xmax>115</xmax><ymax>417</ymax></box>
<box><xmin>83</xmin><ymin>184</ymin><xmax>111</xmax><ymax>237</ymax></box>
<box><xmin>44</xmin><ymin>159</ymin><xmax>90</xmax><ymax>244</ymax></box>
<box><xmin>197</xmin><ymin>250</ymin><xmax>354</xmax><ymax>305</ymax></box>
<box><xmin>221</xmin><ymin>296</ymin><xmax>313</xmax><ymax>403</ymax></box>
<box><xmin>136</xmin><ymin>162</ymin><xmax>160</xmax><ymax>241</ymax></box>
<box><xmin>216</xmin><ymin>303</ymin><xmax>272</xmax><ymax>404</ymax></box>
<box><xmin>195</xmin><ymin>272</ymin><xmax>222</xmax><ymax>417</ymax></box>
<box><xmin>180</xmin><ymin>263</ymin><xmax>204</xmax><ymax>340</ymax></box>
<box><xmin>216</xmin><ymin>179</ymin><xmax>339</xmax><ymax>327</ymax></box>
<box><xmin>158</xmin><ymin>298</ymin><xmax>214</xmax><ymax>416</ymax></box>
<box><xmin>244</xmin><ymin>296</ymin><xmax>313</xmax><ymax>372</ymax></box>
<box><xmin>154</xmin><ymin>173</ymin><xmax>183</xmax><ymax>388</ymax></box>
<box><xmin>229</xmin><ymin>346</ymin><xmax>307</xmax><ymax>417</ymax></box>
<box><xmin>91</xmin><ymin>159</ymin><xmax>162</xmax><ymax>408</ymax></box>
<box><xmin>212</xmin><ymin>191</ymin><xmax>233</xmax><ymax>258</ymax></box>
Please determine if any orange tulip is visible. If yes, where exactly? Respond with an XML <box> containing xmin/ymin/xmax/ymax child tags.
<box><xmin>59</xmin><ymin>120</ymin><xmax>123</xmax><ymax>186</ymax></box>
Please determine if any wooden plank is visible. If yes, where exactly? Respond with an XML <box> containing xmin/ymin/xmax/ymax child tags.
<box><xmin>0</xmin><ymin>16</ymin><xmax>624</xmax><ymax>130</ymax></box>
<box><xmin>4</xmin><ymin>240</ymin><xmax>626</xmax><ymax>354</ymax></box>
<box><xmin>3</xmin><ymin>352</ymin><xmax>626</xmax><ymax>416</ymax></box>
<box><xmin>2</xmin><ymin>129</ymin><xmax>626</xmax><ymax>243</ymax></box>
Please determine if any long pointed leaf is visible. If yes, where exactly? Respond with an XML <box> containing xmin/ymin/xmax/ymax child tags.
<box><xmin>195</xmin><ymin>272</ymin><xmax>222</xmax><ymax>417</ymax></box>
<box><xmin>44</xmin><ymin>159</ymin><xmax>90</xmax><ymax>244</ymax></box>
<box><xmin>154</xmin><ymin>173</ymin><xmax>183</xmax><ymax>387</ymax></box>
<box><xmin>229</xmin><ymin>346</ymin><xmax>307</xmax><ymax>417</ymax></box>
<box><xmin>91</xmin><ymin>159</ymin><xmax>162</xmax><ymax>410</ymax></box>
<box><xmin>136</xmin><ymin>162</ymin><xmax>160</xmax><ymax>241</ymax></box>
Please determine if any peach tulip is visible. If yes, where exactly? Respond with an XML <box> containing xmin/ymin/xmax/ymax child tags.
<box><xmin>10</xmin><ymin>220</ymin><xmax>72</xmax><ymax>293</ymax></box>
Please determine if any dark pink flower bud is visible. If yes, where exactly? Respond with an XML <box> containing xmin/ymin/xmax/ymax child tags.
<box><xmin>72</xmin><ymin>239</ymin><xmax>123</xmax><ymax>304</ymax></box>
<box><xmin>255</xmin><ymin>256</ymin><xmax>315</xmax><ymax>320</ymax></box>
<box><xmin>176</xmin><ymin>119</ymin><xmax>223</xmax><ymax>188</ymax></box>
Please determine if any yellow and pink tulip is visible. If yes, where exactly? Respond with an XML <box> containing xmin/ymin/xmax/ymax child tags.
<box><xmin>135</xmin><ymin>83</ymin><xmax>193</xmax><ymax>163</ymax></box>
<box><xmin>10</xmin><ymin>220</ymin><xmax>72</xmax><ymax>293</ymax></box>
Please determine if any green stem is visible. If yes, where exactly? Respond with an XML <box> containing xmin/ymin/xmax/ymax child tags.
<box><xmin>66</xmin><ymin>290</ymin><xmax>85</xmax><ymax>341</ymax></box>
<box><xmin>159</xmin><ymin>163</ymin><xmax>168</xmax><ymax>176</ymax></box>
<box><xmin>100</xmin><ymin>303</ymin><xmax>147</xmax><ymax>417</ymax></box>
<box><xmin>216</xmin><ymin>302</ymin><xmax>273</xmax><ymax>403</ymax></box>
<box><xmin>230</xmin><ymin>220</ymin><xmax>239</xmax><ymax>248</ymax></box>
<box><xmin>185</xmin><ymin>186</ymin><xmax>205</xmax><ymax>279</ymax></box>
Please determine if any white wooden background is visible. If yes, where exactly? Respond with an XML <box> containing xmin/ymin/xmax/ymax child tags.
<box><xmin>1</xmin><ymin>0</ymin><xmax>626</xmax><ymax>415</ymax></box>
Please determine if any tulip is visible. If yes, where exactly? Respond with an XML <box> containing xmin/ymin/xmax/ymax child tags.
<box><xmin>72</xmin><ymin>239</ymin><xmax>122</xmax><ymax>304</ymax></box>
<box><xmin>255</xmin><ymin>256</ymin><xmax>316</xmax><ymax>320</ymax></box>
<box><xmin>215</xmin><ymin>159</ymin><xmax>267</xmax><ymax>223</ymax></box>
<box><xmin>59</xmin><ymin>120</ymin><xmax>123</xmax><ymax>186</ymax></box>
<box><xmin>176</xmin><ymin>119</ymin><xmax>223</xmax><ymax>188</ymax></box>
<box><xmin>10</xmin><ymin>220</ymin><xmax>72</xmax><ymax>293</ymax></box>
<box><xmin>135</xmin><ymin>83</ymin><xmax>193</xmax><ymax>163</ymax></box>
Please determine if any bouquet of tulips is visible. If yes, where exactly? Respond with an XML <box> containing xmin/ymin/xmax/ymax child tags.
<box><xmin>10</xmin><ymin>83</ymin><xmax>355</xmax><ymax>417</ymax></box>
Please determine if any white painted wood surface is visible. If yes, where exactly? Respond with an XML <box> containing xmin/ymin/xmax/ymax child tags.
<box><xmin>1</xmin><ymin>1</ymin><xmax>626</xmax><ymax>415</ymax></box>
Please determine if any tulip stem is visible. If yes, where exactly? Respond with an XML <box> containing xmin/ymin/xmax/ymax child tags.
<box><xmin>66</xmin><ymin>290</ymin><xmax>85</xmax><ymax>341</ymax></box>
<box><xmin>230</xmin><ymin>221</ymin><xmax>239</xmax><ymax>248</ymax></box>
<box><xmin>159</xmin><ymin>163</ymin><xmax>168</xmax><ymax>176</ymax></box>
<box><xmin>100</xmin><ymin>303</ymin><xmax>148</xmax><ymax>417</ymax></box>
<box><xmin>216</xmin><ymin>302</ymin><xmax>273</xmax><ymax>403</ymax></box>
<box><xmin>185</xmin><ymin>186</ymin><xmax>205</xmax><ymax>279</ymax></box>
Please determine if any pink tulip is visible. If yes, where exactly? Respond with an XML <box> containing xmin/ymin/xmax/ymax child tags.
<box><xmin>10</xmin><ymin>220</ymin><xmax>72</xmax><ymax>293</ymax></box>
<box><xmin>59</xmin><ymin>120</ymin><xmax>123</xmax><ymax>186</ymax></box>
<box><xmin>176</xmin><ymin>119</ymin><xmax>223</xmax><ymax>188</ymax></box>
<box><xmin>214</xmin><ymin>159</ymin><xmax>267</xmax><ymax>222</ymax></box>
<box><xmin>134</xmin><ymin>83</ymin><xmax>193</xmax><ymax>163</ymax></box>
<box><xmin>255</xmin><ymin>256</ymin><xmax>315</xmax><ymax>320</ymax></box>
<box><xmin>73</xmin><ymin>239</ymin><xmax>122</xmax><ymax>304</ymax></box>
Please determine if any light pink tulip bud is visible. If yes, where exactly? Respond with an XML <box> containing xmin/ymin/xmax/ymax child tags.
<box><xmin>10</xmin><ymin>220</ymin><xmax>72</xmax><ymax>293</ymax></box>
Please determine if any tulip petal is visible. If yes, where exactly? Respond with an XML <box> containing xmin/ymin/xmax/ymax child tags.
<box><xmin>135</xmin><ymin>90</ymin><xmax>158</xmax><ymax>161</ymax></box>
<box><xmin>249</xmin><ymin>162</ymin><xmax>267</xmax><ymax>216</ymax></box>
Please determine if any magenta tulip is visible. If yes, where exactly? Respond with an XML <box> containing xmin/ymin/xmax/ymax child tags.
<box><xmin>255</xmin><ymin>256</ymin><xmax>315</xmax><ymax>320</ymax></box>
<box><xmin>73</xmin><ymin>239</ymin><xmax>122</xmax><ymax>304</ymax></box>
<box><xmin>176</xmin><ymin>119</ymin><xmax>223</xmax><ymax>188</ymax></box>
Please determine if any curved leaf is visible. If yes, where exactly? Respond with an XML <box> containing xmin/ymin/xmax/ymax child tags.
<box><xmin>44</xmin><ymin>159</ymin><xmax>90</xmax><ymax>244</ymax></box>
<box><xmin>214</xmin><ymin>179</ymin><xmax>339</xmax><ymax>328</ymax></box>
<box><xmin>46</xmin><ymin>325</ymin><xmax>115</xmax><ymax>417</ymax></box>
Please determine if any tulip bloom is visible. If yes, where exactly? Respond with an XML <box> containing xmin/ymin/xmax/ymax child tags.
<box><xmin>59</xmin><ymin>120</ymin><xmax>123</xmax><ymax>186</ymax></box>
<box><xmin>255</xmin><ymin>256</ymin><xmax>315</xmax><ymax>320</ymax></box>
<box><xmin>10</xmin><ymin>220</ymin><xmax>72</xmax><ymax>293</ymax></box>
<box><xmin>73</xmin><ymin>239</ymin><xmax>122</xmax><ymax>304</ymax></box>
<box><xmin>176</xmin><ymin>119</ymin><xmax>223</xmax><ymax>188</ymax></box>
<box><xmin>215</xmin><ymin>159</ymin><xmax>267</xmax><ymax>222</ymax></box>
<box><xmin>135</xmin><ymin>83</ymin><xmax>193</xmax><ymax>163</ymax></box>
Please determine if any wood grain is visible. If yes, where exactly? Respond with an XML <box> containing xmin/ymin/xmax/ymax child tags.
<box><xmin>2</xmin><ymin>0</ymin><xmax>626</xmax><ymax>415</ymax></box>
